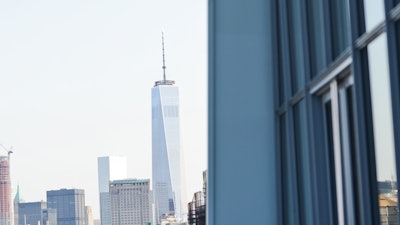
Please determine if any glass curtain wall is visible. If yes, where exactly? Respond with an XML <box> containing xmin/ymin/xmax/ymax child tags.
<box><xmin>275</xmin><ymin>0</ymin><xmax>400</xmax><ymax>225</ymax></box>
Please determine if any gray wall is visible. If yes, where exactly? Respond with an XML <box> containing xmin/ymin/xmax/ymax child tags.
<box><xmin>208</xmin><ymin>0</ymin><xmax>278</xmax><ymax>224</ymax></box>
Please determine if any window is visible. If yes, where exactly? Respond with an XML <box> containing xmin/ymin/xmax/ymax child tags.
<box><xmin>367</xmin><ymin>32</ymin><xmax>398</xmax><ymax>224</ymax></box>
<box><xmin>363</xmin><ymin>0</ymin><xmax>385</xmax><ymax>32</ymax></box>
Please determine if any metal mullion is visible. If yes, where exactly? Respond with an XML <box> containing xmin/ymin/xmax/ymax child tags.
<box><xmin>308</xmin><ymin>54</ymin><xmax>352</xmax><ymax>95</ymax></box>
<box><xmin>285</xmin><ymin>96</ymin><xmax>301</xmax><ymax>225</ymax></box>
<box><xmin>279</xmin><ymin>0</ymin><xmax>301</xmax><ymax>223</ymax></box>
<box><xmin>272</xmin><ymin>0</ymin><xmax>284</xmax><ymax>223</ymax></box>
<box><xmin>300</xmin><ymin>0</ymin><xmax>318</xmax><ymax>223</ymax></box>
<box><xmin>384</xmin><ymin>0</ymin><xmax>400</xmax><ymax>223</ymax></box>
<box><xmin>348</xmin><ymin>0</ymin><xmax>379</xmax><ymax>224</ymax></box>
<box><xmin>329</xmin><ymin>80</ymin><xmax>346</xmax><ymax>225</ymax></box>
<box><xmin>390</xmin><ymin>3</ymin><xmax>400</xmax><ymax>21</ymax></box>
<box><xmin>278</xmin><ymin>0</ymin><xmax>292</xmax><ymax>103</ymax></box>
<box><xmin>288</xmin><ymin>90</ymin><xmax>305</xmax><ymax>107</ymax></box>
<box><xmin>354</xmin><ymin>22</ymin><xmax>386</xmax><ymax>49</ymax></box>
<box><xmin>207</xmin><ymin>1</ymin><xmax>216</xmax><ymax>225</ymax></box>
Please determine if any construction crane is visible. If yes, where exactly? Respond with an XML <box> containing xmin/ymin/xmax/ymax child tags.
<box><xmin>0</xmin><ymin>144</ymin><xmax>13</xmax><ymax>159</ymax></box>
<box><xmin>0</xmin><ymin>144</ymin><xmax>13</xmax><ymax>225</ymax></box>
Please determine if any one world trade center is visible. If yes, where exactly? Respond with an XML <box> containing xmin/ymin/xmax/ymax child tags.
<box><xmin>152</xmin><ymin>34</ymin><xmax>185</xmax><ymax>224</ymax></box>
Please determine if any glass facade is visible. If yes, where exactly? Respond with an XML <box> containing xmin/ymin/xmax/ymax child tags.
<box><xmin>275</xmin><ymin>0</ymin><xmax>400</xmax><ymax>225</ymax></box>
<box><xmin>46</xmin><ymin>189</ymin><xmax>86</xmax><ymax>225</ymax></box>
<box><xmin>152</xmin><ymin>83</ymin><xmax>184</xmax><ymax>223</ymax></box>
<box><xmin>208</xmin><ymin>0</ymin><xmax>400</xmax><ymax>225</ymax></box>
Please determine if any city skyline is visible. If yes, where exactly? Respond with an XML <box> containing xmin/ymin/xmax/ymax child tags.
<box><xmin>0</xmin><ymin>0</ymin><xmax>207</xmax><ymax>220</ymax></box>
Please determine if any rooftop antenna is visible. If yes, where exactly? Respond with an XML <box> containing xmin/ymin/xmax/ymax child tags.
<box><xmin>162</xmin><ymin>32</ymin><xmax>167</xmax><ymax>82</ymax></box>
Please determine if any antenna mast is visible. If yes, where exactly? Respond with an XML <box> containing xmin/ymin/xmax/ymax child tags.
<box><xmin>162</xmin><ymin>32</ymin><xmax>166</xmax><ymax>82</ymax></box>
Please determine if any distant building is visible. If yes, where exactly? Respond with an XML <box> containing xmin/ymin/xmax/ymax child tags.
<box><xmin>152</xmin><ymin>37</ymin><xmax>186</xmax><ymax>223</ymax></box>
<box><xmin>0</xmin><ymin>156</ymin><xmax>12</xmax><ymax>225</ymax></box>
<box><xmin>41</xmin><ymin>208</ymin><xmax>56</xmax><ymax>225</ymax></box>
<box><xmin>13</xmin><ymin>186</ymin><xmax>21</xmax><ymax>225</ymax></box>
<box><xmin>84</xmin><ymin>207</ymin><xmax>93</xmax><ymax>225</ymax></box>
<box><xmin>92</xmin><ymin>220</ymin><xmax>99</xmax><ymax>225</ymax></box>
<box><xmin>97</xmin><ymin>156</ymin><xmax>127</xmax><ymax>225</ymax></box>
<box><xmin>17</xmin><ymin>201</ymin><xmax>46</xmax><ymax>225</ymax></box>
<box><xmin>187</xmin><ymin>171</ymin><xmax>206</xmax><ymax>225</ymax></box>
<box><xmin>46</xmin><ymin>189</ymin><xmax>86</xmax><ymax>225</ymax></box>
<box><xmin>109</xmin><ymin>179</ymin><xmax>152</xmax><ymax>225</ymax></box>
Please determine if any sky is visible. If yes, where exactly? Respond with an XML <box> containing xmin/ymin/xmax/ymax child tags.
<box><xmin>0</xmin><ymin>0</ymin><xmax>207</xmax><ymax>219</ymax></box>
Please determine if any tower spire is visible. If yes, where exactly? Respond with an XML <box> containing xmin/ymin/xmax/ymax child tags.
<box><xmin>154</xmin><ymin>32</ymin><xmax>174</xmax><ymax>86</ymax></box>
<box><xmin>162</xmin><ymin>32</ymin><xmax>166</xmax><ymax>82</ymax></box>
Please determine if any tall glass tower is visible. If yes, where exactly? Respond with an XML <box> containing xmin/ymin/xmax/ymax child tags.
<box><xmin>152</xmin><ymin>34</ymin><xmax>184</xmax><ymax>223</ymax></box>
<box><xmin>97</xmin><ymin>156</ymin><xmax>127</xmax><ymax>225</ymax></box>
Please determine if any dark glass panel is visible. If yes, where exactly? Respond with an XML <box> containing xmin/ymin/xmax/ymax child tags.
<box><xmin>329</xmin><ymin>0</ymin><xmax>350</xmax><ymax>58</ymax></box>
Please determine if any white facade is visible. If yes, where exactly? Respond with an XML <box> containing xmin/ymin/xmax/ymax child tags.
<box><xmin>152</xmin><ymin>82</ymin><xmax>185</xmax><ymax>223</ymax></box>
<box><xmin>109</xmin><ymin>179</ymin><xmax>152</xmax><ymax>225</ymax></box>
<box><xmin>97</xmin><ymin>156</ymin><xmax>127</xmax><ymax>225</ymax></box>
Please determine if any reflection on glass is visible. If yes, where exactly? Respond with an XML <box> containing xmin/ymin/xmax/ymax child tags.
<box><xmin>367</xmin><ymin>33</ymin><xmax>398</xmax><ymax>225</ymax></box>
<box><xmin>363</xmin><ymin>0</ymin><xmax>385</xmax><ymax>32</ymax></box>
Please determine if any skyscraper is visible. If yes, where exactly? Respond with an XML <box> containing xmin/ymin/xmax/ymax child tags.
<box><xmin>109</xmin><ymin>179</ymin><xmax>152</xmax><ymax>225</ymax></box>
<box><xmin>0</xmin><ymin>156</ymin><xmax>11</xmax><ymax>225</ymax></box>
<box><xmin>46</xmin><ymin>189</ymin><xmax>86</xmax><ymax>225</ymax></box>
<box><xmin>17</xmin><ymin>201</ymin><xmax>46</xmax><ymax>225</ymax></box>
<box><xmin>84</xmin><ymin>206</ymin><xmax>93</xmax><ymax>225</ymax></box>
<box><xmin>97</xmin><ymin>156</ymin><xmax>127</xmax><ymax>225</ymax></box>
<box><xmin>152</xmin><ymin>34</ymin><xmax>185</xmax><ymax>223</ymax></box>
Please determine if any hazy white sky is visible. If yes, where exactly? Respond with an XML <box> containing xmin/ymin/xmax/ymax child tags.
<box><xmin>0</xmin><ymin>0</ymin><xmax>207</xmax><ymax>219</ymax></box>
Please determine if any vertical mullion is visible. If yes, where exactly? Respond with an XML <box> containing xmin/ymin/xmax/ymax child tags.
<box><xmin>329</xmin><ymin>80</ymin><xmax>345</xmax><ymax>225</ymax></box>
<box><xmin>278</xmin><ymin>0</ymin><xmax>300</xmax><ymax>223</ymax></box>
<box><xmin>207</xmin><ymin>0</ymin><xmax>216</xmax><ymax>224</ymax></box>
<box><xmin>272</xmin><ymin>0</ymin><xmax>284</xmax><ymax>224</ymax></box>
<box><xmin>301</xmin><ymin>0</ymin><xmax>318</xmax><ymax>223</ymax></box>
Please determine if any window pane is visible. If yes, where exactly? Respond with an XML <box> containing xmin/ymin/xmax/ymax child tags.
<box><xmin>306</xmin><ymin>0</ymin><xmax>327</xmax><ymax>76</ymax></box>
<box><xmin>293</xmin><ymin>101</ymin><xmax>313</xmax><ymax>225</ymax></box>
<box><xmin>288</xmin><ymin>0</ymin><xmax>305</xmax><ymax>93</ymax></box>
<box><xmin>339</xmin><ymin>84</ymin><xmax>359</xmax><ymax>225</ymax></box>
<box><xmin>363</xmin><ymin>0</ymin><xmax>385</xmax><ymax>32</ymax></box>
<box><xmin>329</xmin><ymin>0</ymin><xmax>350</xmax><ymax>58</ymax></box>
<box><xmin>323</xmin><ymin>99</ymin><xmax>339</xmax><ymax>225</ymax></box>
<box><xmin>367</xmin><ymin>33</ymin><xmax>398</xmax><ymax>223</ymax></box>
